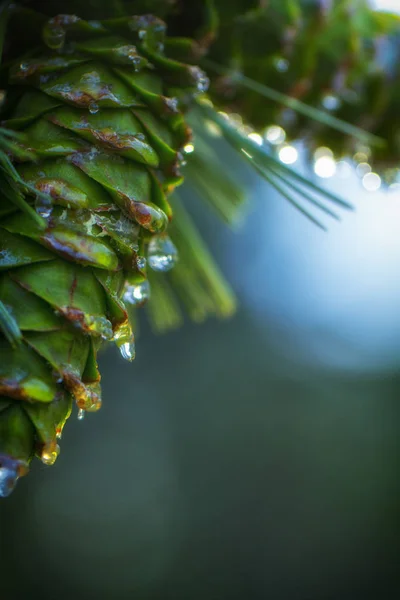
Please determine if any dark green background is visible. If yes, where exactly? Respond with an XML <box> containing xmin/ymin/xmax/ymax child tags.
<box><xmin>0</xmin><ymin>150</ymin><xmax>399</xmax><ymax>599</ymax></box>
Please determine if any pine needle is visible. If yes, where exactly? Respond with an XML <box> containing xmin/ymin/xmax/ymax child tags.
<box><xmin>202</xmin><ymin>58</ymin><xmax>386</xmax><ymax>149</ymax></box>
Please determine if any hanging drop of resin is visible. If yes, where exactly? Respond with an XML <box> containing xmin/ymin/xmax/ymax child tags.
<box><xmin>0</xmin><ymin>460</ymin><xmax>19</xmax><ymax>498</ymax></box>
<box><xmin>41</xmin><ymin>441</ymin><xmax>60</xmax><ymax>466</ymax></box>
<box><xmin>147</xmin><ymin>234</ymin><xmax>178</xmax><ymax>272</ymax></box>
<box><xmin>119</xmin><ymin>337</ymin><xmax>136</xmax><ymax>362</ymax></box>
<box><xmin>123</xmin><ymin>279</ymin><xmax>151</xmax><ymax>306</ymax></box>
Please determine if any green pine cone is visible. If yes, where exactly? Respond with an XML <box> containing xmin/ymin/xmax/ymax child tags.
<box><xmin>0</xmin><ymin>8</ymin><xmax>208</xmax><ymax>496</ymax></box>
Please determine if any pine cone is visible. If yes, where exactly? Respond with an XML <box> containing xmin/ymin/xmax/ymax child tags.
<box><xmin>0</xmin><ymin>7</ymin><xmax>208</xmax><ymax>496</ymax></box>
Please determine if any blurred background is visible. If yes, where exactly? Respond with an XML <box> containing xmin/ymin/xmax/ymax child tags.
<box><xmin>0</xmin><ymin>134</ymin><xmax>400</xmax><ymax>598</ymax></box>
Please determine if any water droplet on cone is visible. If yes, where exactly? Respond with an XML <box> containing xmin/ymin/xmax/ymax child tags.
<box><xmin>35</xmin><ymin>195</ymin><xmax>52</xmax><ymax>218</ymax></box>
<box><xmin>41</xmin><ymin>442</ymin><xmax>60</xmax><ymax>466</ymax></box>
<box><xmin>147</xmin><ymin>235</ymin><xmax>178</xmax><ymax>272</ymax></box>
<box><xmin>77</xmin><ymin>408</ymin><xmax>86</xmax><ymax>421</ymax></box>
<box><xmin>119</xmin><ymin>340</ymin><xmax>136</xmax><ymax>362</ymax></box>
<box><xmin>123</xmin><ymin>279</ymin><xmax>151</xmax><ymax>306</ymax></box>
<box><xmin>89</xmin><ymin>102</ymin><xmax>99</xmax><ymax>114</ymax></box>
<box><xmin>0</xmin><ymin>464</ymin><xmax>18</xmax><ymax>498</ymax></box>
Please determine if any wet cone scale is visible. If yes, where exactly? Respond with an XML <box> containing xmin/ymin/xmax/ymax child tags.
<box><xmin>0</xmin><ymin>8</ymin><xmax>208</xmax><ymax>496</ymax></box>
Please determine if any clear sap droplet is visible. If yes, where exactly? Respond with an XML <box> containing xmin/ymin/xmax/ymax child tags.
<box><xmin>20</xmin><ymin>62</ymin><xmax>29</xmax><ymax>72</ymax></box>
<box><xmin>356</xmin><ymin>162</ymin><xmax>372</xmax><ymax>178</ymax></box>
<box><xmin>164</xmin><ymin>97</ymin><xmax>179</xmax><ymax>113</ymax></box>
<box><xmin>184</xmin><ymin>143</ymin><xmax>195</xmax><ymax>154</ymax></box>
<box><xmin>264</xmin><ymin>125</ymin><xmax>286</xmax><ymax>145</ymax></box>
<box><xmin>362</xmin><ymin>172</ymin><xmax>382</xmax><ymax>192</ymax></box>
<box><xmin>89</xmin><ymin>102</ymin><xmax>99</xmax><ymax>114</ymax></box>
<box><xmin>41</xmin><ymin>442</ymin><xmax>60</xmax><ymax>466</ymax></box>
<box><xmin>189</xmin><ymin>66</ymin><xmax>210</xmax><ymax>93</ymax></box>
<box><xmin>137</xmin><ymin>256</ymin><xmax>146</xmax><ymax>270</ymax></box>
<box><xmin>278</xmin><ymin>145</ymin><xmax>298</xmax><ymax>165</ymax></box>
<box><xmin>147</xmin><ymin>235</ymin><xmax>178</xmax><ymax>272</ymax></box>
<box><xmin>119</xmin><ymin>340</ymin><xmax>136</xmax><ymax>362</ymax></box>
<box><xmin>77</xmin><ymin>408</ymin><xmax>85</xmax><ymax>421</ymax></box>
<box><xmin>314</xmin><ymin>156</ymin><xmax>337</xmax><ymax>178</ymax></box>
<box><xmin>322</xmin><ymin>94</ymin><xmax>341</xmax><ymax>111</ymax></box>
<box><xmin>43</xmin><ymin>24</ymin><xmax>66</xmax><ymax>50</ymax></box>
<box><xmin>274</xmin><ymin>57</ymin><xmax>289</xmax><ymax>72</ymax></box>
<box><xmin>138</xmin><ymin>29</ymin><xmax>146</xmax><ymax>40</ymax></box>
<box><xmin>35</xmin><ymin>195</ymin><xmax>52</xmax><ymax>218</ymax></box>
<box><xmin>0</xmin><ymin>464</ymin><xmax>18</xmax><ymax>498</ymax></box>
<box><xmin>123</xmin><ymin>279</ymin><xmax>151</xmax><ymax>306</ymax></box>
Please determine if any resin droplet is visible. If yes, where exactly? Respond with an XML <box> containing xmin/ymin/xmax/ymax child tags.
<box><xmin>77</xmin><ymin>408</ymin><xmax>85</xmax><ymax>421</ymax></box>
<box><xmin>43</xmin><ymin>23</ymin><xmax>66</xmax><ymax>50</ymax></box>
<box><xmin>322</xmin><ymin>94</ymin><xmax>341</xmax><ymax>111</ymax></box>
<box><xmin>89</xmin><ymin>102</ymin><xmax>99</xmax><ymax>114</ymax></box>
<box><xmin>164</xmin><ymin>97</ymin><xmax>179</xmax><ymax>113</ymax></box>
<box><xmin>147</xmin><ymin>235</ymin><xmax>178</xmax><ymax>272</ymax></box>
<box><xmin>35</xmin><ymin>194</ymin><xmax>52</xmax><ymax>218</ymax></box>
<box><xmin>189</xmin><ymin>66</ymin><xmax>210</xmax><ymax>93</ymax></box>
<box><xmin>123</xmin><ymin>279</ymin><xmax>151</xmax><ymax>306</ymax></box>
<box><xmin>119</xmin><ymin>339</ymin><xmax>136</xmax><ymax>362</ymax></box>
<box><xmin>274</xmin><ymin>57</ymin><xmax>289</xmax><ymax>72</ymax></box>
<box><xmin>136</xmin><ymin>256</ymin><xmax>146</xmax><ymax>271</ymax></box>
<box><xmin>0</xmin><ymin>463</ymin><xmax>18</xmax><ymax>498</ymax></box>
<box><xmin>41</xmin><ymin>441</ymin><xmax>60</xmax><ymax>466</ymax></box>
<box><xmin>0</xmin><ymin>457</ymin><xmax>28</xmax><ymax>497</ymax></box>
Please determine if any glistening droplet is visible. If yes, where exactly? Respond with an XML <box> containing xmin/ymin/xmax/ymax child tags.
<box><xmin>41</xmin><ymin>442</ymin><xmax>60</xmax><ymax>466</ymax></box>
<box><xmin>136</xmin><ymin>256</ymin><xmax>146</xmax><ymax>271</ymax></box>
<box><xmin>123</xmin><ymin>280</ymin><xmax>151</xmax><ymax>306</ymax></box>
<box><xmin>119</xmin><ymin>339</ymin><xmax>136</xmax><ymax>362</ymax></box>
<box><xmin>147</xmin><ymin>234</ymin><xmax>178</xmax><ymax>272</ymax></box>
<box><xmin>77</xmin><ymin>408</ymin><xmax>85</xmax><ymax>421</ymax></box>
<box><xmin>322</xmin><ymin>94</ymin><xmax>341</xmax><ymax>111</ymax></box>
<box><xmin>35</xmin><ymin>195</ymin><xmax>52</xmax><ymax>218</ymax></box>
<box><xmin>0</xmin><ymin>463</ymin><xmax>18</xmax><ymax>498</ymax></box>
<box><xmin>89</xmin><ymin>102</ymin><xmax>99</xmax><ymax>114</ymax></box>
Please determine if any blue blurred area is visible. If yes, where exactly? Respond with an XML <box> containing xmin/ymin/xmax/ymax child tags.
<box><xmin>0</xmin><ymin>146</ymin><xmax>399</xmax><ymax>599</ymax></box>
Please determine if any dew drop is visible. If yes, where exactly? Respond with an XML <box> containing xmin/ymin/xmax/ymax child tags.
<box><xmin>43</xmin><ymin>24</ymin><xmax>66</xmax><ymax>50</ymax></box>
<box><xmin>189</xmin><ymin>66</ymin><xmax>210</xmax><ymax>93</ymax></box>
<box><xmin>123</xmin><ymin>279</ymin><xmax>151</xmax><ymax>306</ymax></box>
<box><xmin>41</xmin><ymin>442</ymin><xmax>60</xmax><ymax>466</ymax></box>
<box><xmin>264</xmin><ymin>125</ymin><xmax>286</xmax><ymax>145</ymax></box>
<box><xmin>0</xmin><ymin>463</ymin><xmax>18</xmax><ymax>498</ymax></box>
<box><xmin>356</xmin><ymin>162</ymin><xmax>371</xmax><ymax>178</ymax></box>
<box><xmin>35</xmin><ymin>195</ymin><xmax>52</xmax><ymax>218</ymax></box>
<box><xmin>184</xmin><ymin>143</ymin><xmax>195</xmax><ymax>154</ymax></box>
<box><xmin>147</xmin><ymin>234</ymin><xmax>178</xmax><ymax>272</ymax></box>
<box><xmin>278</xmin><ymin>145</ymin><xmax>298</xmax><ymax>165</ymax></box>
<box><xmin>314</xmin><ymin>156</ymin><xmax>337</xmax><ymax>178</ymax></box>
<box><xmin>20</xmin><ymin>62</ymin><xmax>29</xmax><ymax>72</ymax></box>
<box><xmin>136</xmin><ymin>256</ymin><xmax>146</xmax><ymax>270</ymax></box>
<box><xmin>362</xmin><ymin>172</ymin><xmax>381</xmax><ymax>192</ymax></box>
<box><xmin>274</xmin><ymin>57</ymin><xmax>289</xmax><ymax>72</ymax></box>
<box><xmin>119</xmin><ymin>340</ymin><xmax>136</xmax><ymax>362</ymax></box>
<box><xmin>322</xmin><ymin>94</ymin><xmax>341</xmax><ymax>111</ymax></box>
<box><xmin>138</xmin><ymin>29</ymin><xmax>146</xmax><ymax>40</ymax></box>
<box><xmin>89</xmin><ymin>102</ymin><xmax>99</xmax><ymax>114</ymax></box>
<box><xmin>164</xmin><ymin>97</ymin><xmax>179</xmax><ymax>113</ymax></box>
<box><xmin>77</xmin><ymin>408</ymin><xmax>85</xmax><ymax>421</ymax></box>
